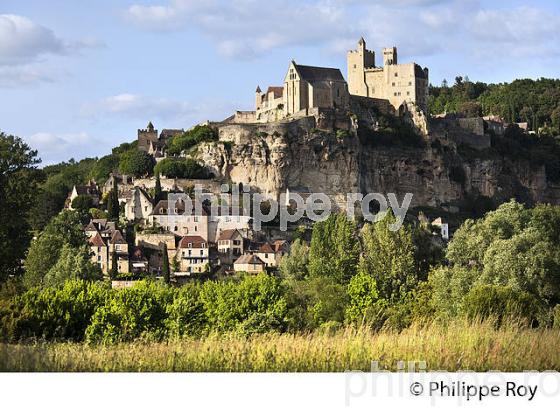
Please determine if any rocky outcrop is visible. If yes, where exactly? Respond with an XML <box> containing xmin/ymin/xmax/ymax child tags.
<box><xmin>195</xmin><ymin>112</ymin><xmax>560</xmax><ymax>211</ymax></box>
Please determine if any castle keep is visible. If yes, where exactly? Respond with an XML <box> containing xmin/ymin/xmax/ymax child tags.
<box><xmin>347</xmin><ymin>38</ymin><xmax>429</xmax><ymax>113</ymax></box>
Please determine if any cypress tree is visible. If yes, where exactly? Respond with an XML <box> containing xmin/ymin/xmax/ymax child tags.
<box><xmin>108</xmin><ymin>175</ymin><xmax>120</xmax><ymax>220</ymax></box>
<box><xmin>155</xmin><ymin>172</ymin><xmax>162</xmax><ymax>203</ymax></box>
<box><xmin>110</xmin><ymin>249</ymin><xmax>118</xmax><ymax>280</ymax></box>
<box><xmin>162</xmin><ymin>243</ymin><xmax>170</xmax><ymax>284</ymax></box>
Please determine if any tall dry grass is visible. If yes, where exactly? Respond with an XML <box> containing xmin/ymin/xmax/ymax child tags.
<box><xmin>1</xmin><ymin>320</ymin><xmax>559</xmax><ymax>372</ymax></box>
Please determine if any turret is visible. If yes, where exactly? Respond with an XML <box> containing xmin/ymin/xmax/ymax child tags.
<box><xmin>255</xmin><ymin>86</ymin><xmax>262</xmax><ymax>110</ymax></box>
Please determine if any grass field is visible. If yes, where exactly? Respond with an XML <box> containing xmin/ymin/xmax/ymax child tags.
<box><xmin>1</xmin><ymin>321</ymin><xmax>559</xmax><ymax>372</ymax></box>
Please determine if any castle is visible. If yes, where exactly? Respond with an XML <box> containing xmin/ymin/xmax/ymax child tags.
<box><xmin>347</xmin><ymin>38</ymin><xmax>429</xmax><ymax>113</ymax></box>
<box><xmin>249</xmin><ymin>37</ymin><xmax>429</xmax><ymax>123</ymax></box>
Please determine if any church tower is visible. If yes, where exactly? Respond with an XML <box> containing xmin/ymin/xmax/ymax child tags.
<box><xmin>255</xmin><ymin>86</ymin><xmax>262</xmax><ymax>110</ymax></box>
<box><xmin>347</xmin><ymin>37</ymin><xmax>375</xmax><ymax>96</ymax></box>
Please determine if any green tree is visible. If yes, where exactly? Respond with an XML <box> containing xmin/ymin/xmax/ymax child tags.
<box><xmin>162</xmin><ymin>243</ymin><xmax>170</xmax><ymax>284</ymax></box>
<box><xmin>118</xmin><ymin>149</ymin><xmax>154</xmax><ymax>177</ymax></box>
<box><xmin>346</xmin><ymin>271</ymin><xmax>381</xmax><ymax>325</ymax></box>
<box><xmin>308</xmin><ymin>213</ymin><xmax>359</xmax><ymax>283</ymax></box>
<box><xmin>43</xmin><ymin>244</ymin><xmax>102</xmax><ymax>287</ymax></box>
<box><xmin>0</xmin><ymin>132</ymin><xmax>43</xmax><ymax>279</ymax></box>
<box><xmin>107</xmin><ymin>176</ymin><xmax>119</xmax><ymax>220</ymax></box>
<box><xmin>358</xmin><ymin>212</ymin><xmax>417</xmax><ymax>303</ymax></box>
<box><xmin>71</xmin><ymin>195</ymin><xmax>94</xmax><ymax>213</ymax></box>
<box><xmin>154</xmin><ymin>158</ymin><xmax>206</xmax><ymax>179</ymax></box>
<box><xmin>278</xmin><ymin>239</ymin><xmax>309</xmax><ymax>280</ymax></box>
<box><xmin>110</xmin><ymin>249</ymin><xmax>118</xmax><ymax>280</ymax></box>
<box><xmin>154</xmin><ymin>172</ymin><xmax>162</xmax><ymax>202</ymax></box>
<box><xmin>23</xmin><ymin>210</ymin><xmax>86</xmax><ymax>288</ymax></box>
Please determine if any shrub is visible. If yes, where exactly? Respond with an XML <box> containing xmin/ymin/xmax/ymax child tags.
<box><xmin>461</xmin><ymin>284</ymin><xmax>542</xmax><ymax>326</ymax></box>
<box><xmin>200</xmin><ymin>273</ymin><xmax>287</xmax><ymax>334</ymax></box>
<box><xmin>166</xmin><ymin>125</ymin><xmax>218</xmax><ymax>156</ymax></box>
<box><xmin>0</xmin><ymin>280</ymin><xmax>109</xmax><ymax>342</ymax></box>
<box><xmin>154</xmin><ymin>158</ymin><xmax>207</xmax><ymax>179</ymax></box>
<box><xmin>85</xmin><ymin>281</ymin><xmax>173</xmax><ymax>344</ymax></box>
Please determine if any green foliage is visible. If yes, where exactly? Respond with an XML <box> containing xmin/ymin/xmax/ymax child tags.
<box><xmin>199</xmin><ymin>273</ymin><xmax>287</xmax><ymax>334</ymax></box>
<box><xmin>23</xmin><ymin>210</ymin><xmax>87</xmax><ymax>288</ymax></box>
<box><xmin>429</xmin><ymin>78</ymin><xmax>560</xmax><ymax>133</ymax></box>
<box><xmin>118</xmin><ymin>149</ymin><xmax>154</xmax><ymax>177</ymax></box>
<box><xmin>164</xmin><ymin>285</ymin><xmax>205</xmax><ymax>338</ymax></box>
<box><xmin>358</xmin><ymin>212</ymin><xmax>417</xmax><ymax>303</ymax></box>
<box><xmin>345</xmin><ymin>271</ymin><xmax>380</xmax><ymax>325</ymax></box>
<box><xmin>107</xmin><ymin>176</ymin><xmax>119</xmax><ymax>220</ymax></box>
<box><xmin>0</xmin><ymin>132</ymin><xmax>43</xmax><ymax>279</ymax></box>
<box><xmin>0</xmin><ymin>280</ymin><xmax>109</xmax><ymax>342</ymax></box>
<box><xmin>278</xmin><ymin>239</ymin><xmax>309</xmax><ymax>280</ymax></box>
<box><xmin>166</xmin><ymin>125</ymin><xmax>218</xmax><ymax>156</ymax></box>
<box><xmin>43</xmin><ymin>244</ymin><xmax>102</xmax><ymax>287</ymax></box>
<box><xmin>154</xmin><ymin>157</ymin><xmax>207</xmax><ymax>179</ymax></box>
<box><xmin>431</xmin><ymin>200</ymin><xmax>560</xmax><ymax>320</ymax></box>
<box><xmin>308</xmin><ymin>213</ymin><xmax>359</xmax><ymax>283</ymax></box>
<box><xmin>284</xmin><ymin>276</ymin><xmax>348</xmax><ymax>331</ymax></box>
<box><xmin>462</xmin><ymin>284</ymin><xmax>542</xmax><ymax>326</ymax></box>
<box><xmin>71</xmin><ymin>195</ymin><xmax>94</xmax><ymax>212</ymax></box>
<box><xmin>85</xmin><ymin>281</ymin><xmax>173</xmax><ymax>344</ymax></box>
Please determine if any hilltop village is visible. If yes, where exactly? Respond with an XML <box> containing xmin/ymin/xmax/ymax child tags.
<box><xmin>66</xmin><ymin>38</ymin><xmax>540</xmax><ymax>285</ymax></box>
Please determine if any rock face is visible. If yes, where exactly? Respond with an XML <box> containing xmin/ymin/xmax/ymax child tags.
<box><xmin>195</xmin><ymin>113</ymin><xmax>560</xmax><ymax>210</ymax></box>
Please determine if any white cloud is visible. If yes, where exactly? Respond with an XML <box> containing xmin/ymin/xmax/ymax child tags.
<box><xmin>81</xmin><ymin>93</ymin><xmax>241</xmax><ymax>125</ymax></box>
<box><xmin>0</xmin><ymin>14</ymin><xmax>103</xmax><ymax>87</ymax></box>
<box><xmin>25</xmin><ymin>131</ymin><xmax>101</xmax><ymax>165</ymax></box>
<box><xmin>0</xmin><ymin>14</ymin><xmax>67</xmax><ymax>66</ymax></box>
<box><xmin>125</xmin><ymin>0</ymin><xmax>355</xmax><ymax>59</ymax></box>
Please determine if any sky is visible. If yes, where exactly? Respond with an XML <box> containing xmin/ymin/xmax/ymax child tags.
<box><xmin>1</xmin><ymin>0</ymin><xmax>560</xmax><ymax>165</ymax></box>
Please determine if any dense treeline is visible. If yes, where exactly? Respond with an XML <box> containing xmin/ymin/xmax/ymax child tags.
<box><xmin>429</xmin><ymin>77</ymin><xmax>560</xmax><ymax>134</ymax></box>
<box><xmin>2</xmin><ymin>203</ymin><xmax>560</xmax><ymax>344</ymax></box>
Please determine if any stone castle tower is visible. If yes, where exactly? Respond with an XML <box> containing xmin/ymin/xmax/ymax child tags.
<box><xmin>347</xmin><ymin>38</ymin><xmax>429</xmax><ymax>113</ymax></box>
<box><xmin>138</xmin><ymin>121</ymin><xmax>158</xmax><ymax>152</ymax></box>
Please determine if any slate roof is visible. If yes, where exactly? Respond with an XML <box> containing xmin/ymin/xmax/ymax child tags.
<box><xmin>293</xmin><ymin>62</ymin><xmax>345</xmax><ymax>82</ymax></box>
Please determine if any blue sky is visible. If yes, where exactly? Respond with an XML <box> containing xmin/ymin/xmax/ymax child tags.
<box><xmin>1</xmin><ymin>0</ymin><xmax>560</xmax><ymax>165</ymax></box>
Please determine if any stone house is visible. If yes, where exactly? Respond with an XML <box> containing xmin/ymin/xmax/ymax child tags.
<box><xmin>217</xmin><ymin>229</ymin><xmax>244</xmax><ymax>263</ymax></box>
<box><xmin>66</xmin><ymin>181</ymin><xmax>100</xmax><ymax>209</ymax></box>
<box><xmin>149</xmin><ymin>199</ymin><xmax>209</xmax><ymax>240</ymax></box>
<box><xmin>176</xmin><ymin>235</ymin><xmax>209</xmax><ymax>274</ymax></box>
<box><xmin>87</xmin><ymin>228</ymin><xmax>130</xmax><ymax>275</ymax></box>
<box><xmin>125</xmin><ymin>186</ymin><xmax>153</xmax><ymax>222</ymax></box>
<box><xmin>233</xmin><ymin>254</ymin><xmax>266</xmax><ymax>274</ymax></box>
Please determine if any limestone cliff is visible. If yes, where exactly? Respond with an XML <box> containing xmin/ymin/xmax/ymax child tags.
<box><xmin>194</xmin><ymin>111</ymin><xmax>560</xmax><ymax>212</ymax></box>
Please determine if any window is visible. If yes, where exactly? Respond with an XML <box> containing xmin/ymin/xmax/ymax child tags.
<box><xmin>200</xmin><ymin>250</ymin><xmax>204</xmax><ymax>256</ymax></box>
<box><xmin>407</xmin><ymin>91</ymin><xmax>410</xmax><ymax>96</ymax></box>
<box><xmin>394</xmin><ymin>72</ymin><xmax>398</xmax><ymax>77</ymax></box>
<box><xmin>353</xmin><ymin>64</ymin><xmax>356</xmax><ymax>69</ymax></box>
<box><xmin>194</xmin><ymin>216</ymin><xmax>199</xmax><ymax>222</ymax></box>
<box><xmin>144</xmin><ymin>206</ymin><xmax>148</xmax><ymax>211</ymax></box>
<box><xmin>188</xmin><ymin>243</ymin><xmax>192</xmax><ymax>248</ymax></box>
<box><xmin>392</xmin><ymin>82</ymin><xmax>395</xmax><ymax>86</ymax></box>
<box><xmin>115</xmin><ymin>245</ymin><xmax>120</xmax><ymax>251</ymax></box>
<box><xmin>394</xmin><ymin>92</ymin><xmax>397</xmax><ymax>96</ymax></box>
<box><xmin>188</xmin><ymin>249</ymin><xmax>192</xmax><ymax>256</ymax></box>
<box><xmin>409</xmin><ymin>81</ymin><xmax>412</xmax><ymax>86</ymax></box>
<box><xmin>174</xmin><ymin>226</ymin><xmax>178</xmax><ymax>232</ymax></box>
<box><xmin>194</xmin><ymin>226</ymin><xmax>198</xmax><ymax>232</ymax></box>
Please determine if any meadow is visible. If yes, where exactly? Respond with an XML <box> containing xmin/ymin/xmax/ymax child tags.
<box><xmin>1</xmin><ymin>321</ymin><xmax>559</xmax><ymax>372</ymax></box>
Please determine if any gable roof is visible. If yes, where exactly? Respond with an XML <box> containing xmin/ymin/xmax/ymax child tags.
<box><xmin>234</xmin><ymin>254</ymin><xmax>265</xmax><ymax>265</ymax></box>
<box><xmin>218</xmin><ymin>229</ymin><xmax>242</xmax><ymax>241</ymax></box>
<box><xmin>272</xmin><ymin>240</ymin><xmax>288</xmax><ymax>252</ymax></box>
<box><xmin>293</xmin><ymin>62</ymin><xmax>345</xmax><ymax>82</ymax></box>
<box><xmin>178</xmin><ymin>235</ymin><xmax>207</xmax><ymax>248</ymax></box>
<box><xmin>258</xmin><ymin>243</ymin><xmax>275</xmax><ymax>253</ymax></box>
<box><xmin>110</xmin><ymin>230</ymin><xmax>127</xmax><ymax>245</ymax></box>
<box><xmin>89</xmin><ymin>232</ymin><xmax>106</xmax><ymax>247</ymax></box>
<box><xmin>84</xmin><ymin>221</ymin><xmax>98</xmax><ymax>232</ymax></box>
